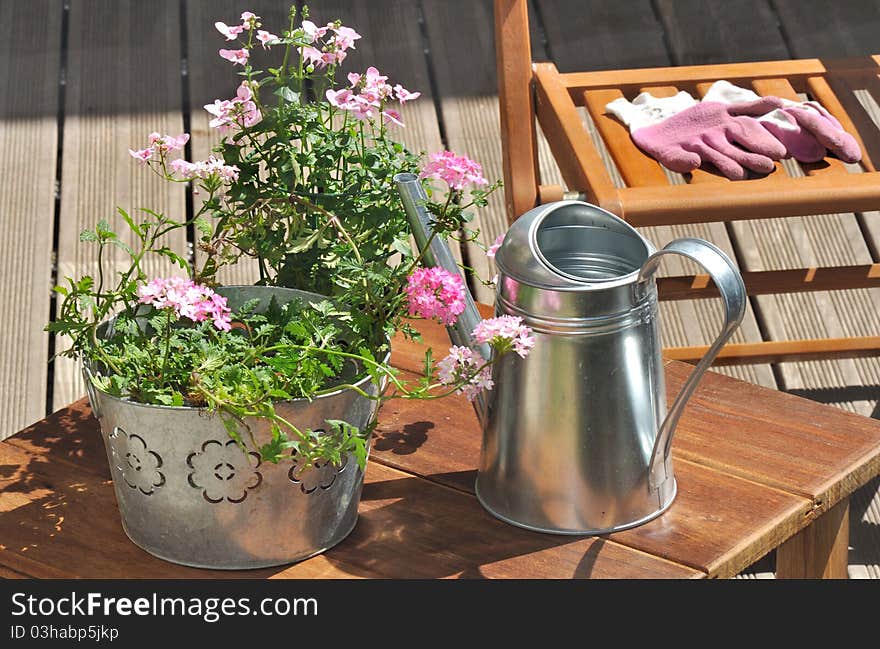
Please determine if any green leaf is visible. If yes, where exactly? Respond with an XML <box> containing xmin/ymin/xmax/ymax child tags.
<box><xmin>391</xmin><ymin>237</ymin><xmax>412</xmax><ymax>258</ymax></box>
<box><xmin>274</xmin><ymin>86</ymin><xmax>300</xmax><ymax>103</ymax></box>
<box><xmin>117</xmin><ymin>207</ymin><xmax>144</xmax><ymax>237</ymax></box>
<box><xmin>194</xmin><ymin>216</ymin><xmax>213</xmax><ymax>237</ymax></box>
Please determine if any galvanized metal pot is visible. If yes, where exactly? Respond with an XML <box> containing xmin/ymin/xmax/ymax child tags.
<box><xmin>397</xmin><ymin>173</ymin><xmax>746</xmax><ymax>536</ymax></box>
<box><xmin>84</xmin><ymin>286</ymin><xmax>383</xmax><ymax>569</ymax></box>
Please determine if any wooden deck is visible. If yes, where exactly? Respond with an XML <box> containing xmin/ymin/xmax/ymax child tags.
<box><xmin>2</xmin><ymin>0</ymin><xmax>880</xmax><ymax>578</ymax></box>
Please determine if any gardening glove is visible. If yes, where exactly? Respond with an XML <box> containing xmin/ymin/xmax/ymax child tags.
<box><xmin>702</xmin><ymin>80</ymin><xmax>861</xmax><ymax>164</ymax></box>
<box><xmin>607</xmin><ymin>91</ymin><xmax>787</xmax><ymax>180</ymax></box>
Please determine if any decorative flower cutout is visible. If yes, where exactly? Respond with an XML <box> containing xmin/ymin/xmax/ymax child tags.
<box><xmin>288</xmin><ymin>441</ymin><xmax>348</xmax><ymax>494</ymax></box>
<box><xmin>108</xmin><ymin>427</ymin><xmax>165</xmax><ymax>495</ymax></box>
<box><xmin>186</xmin><ymin>439</ymin><xmax>262</xmax><ymax>503</ymax></box>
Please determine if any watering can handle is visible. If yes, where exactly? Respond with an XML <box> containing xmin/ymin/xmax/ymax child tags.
<box><xmin>638</xmin><ymin>238</ymin><xmax>747</xmax><ymax>493</ymax></box>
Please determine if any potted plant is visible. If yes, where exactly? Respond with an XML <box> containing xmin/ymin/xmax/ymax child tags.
<box><xmin>47</xmin><ymin>5</ymin><xmax>534</xmax><ymax>569</ymax></box>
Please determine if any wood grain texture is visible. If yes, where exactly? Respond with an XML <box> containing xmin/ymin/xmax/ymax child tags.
<box><xmin>495</xmin><ymin>0</ymin><xmax>541</xmax><ymax>221</ymax></box>
<box><xmin>53</xmin><ymin>0</ymin><xmax>187</xmax><ymax>410</ymax></box>
<box><xmin>422</xmin><ymin>0</ymin><xmax>563</xmax><ymax>303</ymax></box>
<box><xmin>777</xmin><ymin>499</ymin><xmax>850</xmax><ymax>579</ymax></box>
<box><xmin>772</xmin><ymin>0</ymin><xmax>880</xmax><ymax>59</ymax></box>
<box><xmin>535</xmin><ymin>0</ymin><xmax>668</xmax><ymax>72</ymax></box>
<box><xmin>655</xmin><ymin>0</ymin><xmax>789</xmax><ymax>65</ymax></box>
<box><xmin>535</xmin><ymin>3</ymin><xmax>775</xmax><ymax>389</ymax></box>
<box><xmin>663</xmin><ymin>360</ymin><xmax>880</xmax><ymax>510</ymax></box>
<box><xmin>0</xmin><ymin>0</ymin><xmax>61</xmax><ymax>438</ymax></box>
<box><xmin>609</xmin><ymin>458</ymin><xmax>810</xmax><ymax>578</ymax></box>
<box><xmin>185</xmin><ymin>0</ymin><xmax>290</xmax><ymax>286</ymax></box>
<box><xmin>0</xmin><ymin>401</ymin><xmax>700</xmax><ymax>579</ymax></box>
<box><xmin>371</xmin><ymin>366</ymin><xmax>814</xmax><ymax>579</ymax></box>
<box><xmin>648</xmin><ymin>1</ymin><xmax>880</xmax><ymax>416</ymax></box>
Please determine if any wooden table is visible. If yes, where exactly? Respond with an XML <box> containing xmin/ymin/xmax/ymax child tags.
<box><xmin>3</xmin><ymin>316</ymin><xmax>880</xmax><ymax>580</ymax></box>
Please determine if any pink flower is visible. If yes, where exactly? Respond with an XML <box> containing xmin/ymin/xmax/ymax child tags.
<box><xmin>204</xmin><ymin>82</ymin><xmax>261</xmax><ymax>132</ymax></box>
<box><xmin>301</xmin><ymin>20</ymin><xmax>328</xmax><ymax>42</ymax></box>
<box><xmin>486</xmin><ymin>233</ymin><xmax>505</xmax><ymax>259</ymax></box>
<box><xmin>363</xmin><ymin>66</ymin><xmax>392</xmax><ymax>100</ymax></box>
<box><xmin>129</xmin><ymin>133</ymin><xmax>190</xmax><ymax>166</ymax></box>
<box><xmin>332</xmin><ymin>25</ymin><xmax>361</xmax><ymax>51</ymax></box>
<box><xmin>437</xmin><ymin>346</ymin><xmax>493</xmax><ymax>401</ymax></box>
<box><xmin>215</xmin><ymin>21</ymin><xmax>244</xmax><ymax>40</ymax></box>
<box><xmin>420</xmin><ymin>151</ymin><xmax>488</xmax><ymax>190</ymax></box>
<box><xmin>382</xmin><ymin>109</ymin><xmax>404</xmax><ymax>127</ymax></box>
<box><xmin>170</xmin><ymin>156</ymin><xmax>239</xmax><ymax>181</ymax></box>
<box><xmin>326</xmin><ymin>88</ymin><xmax>353</xmax><ymax>108</ymax></box>
<box><xmin>405</xmin><ymin>267</ymin><xmax>467</xmax><ymax>326</ymax></box>
<box><xmin>347</xmin><ymin>72</ymin><xmax>362</xmax><ymax>87</ymax></box>
<box><xmin>471</xmin><ymin>315</ymin><xmax>535</xmax><ymax>358</ymax></box>
<box><xmin>128</xmin><ymin>147</ymin><xmax>153</xmax><ymax>164</ymax></box>
<box><xmin>256</xmin><ymin>29</ymin><xmax>278</xmax><ymax>48</ymax></box>
<box><xmin>394</xmin><ymin>84</ymin><xmax>421</xmax><ymax>104</ymax></box>
<box><xmin>219</xmin><ymin>48</ymin><xmax>249</xmax><ymax>66</ymax></box>
<box><xmin>137</xmin><ymin>277</ymin><xmax>232</xmax><ymax>332</ymax></box>
<box><xmin>300</xmin><ymin>45</ymin><xmax>326</xmax><ymax>68</ymax></box>
<box><xmin>240</xmin><ymin>11</ymin><xmax>258</xmax><ymax>28</ymax></box>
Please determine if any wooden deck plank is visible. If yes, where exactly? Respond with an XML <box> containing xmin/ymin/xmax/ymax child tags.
<box><xmin>655</xmin><ymin>0</ymin><xmax>789</xmax><ymax>65</ymax></box>
<box><xmin>53</xmin><ymin>0</ymin><xmax>187</xmax><ymax>410</ymax></box>
<box><xmin>772</xmin><ymin>0</ymin><xmax>880</xmax><ymax>58</ymax></box>
<box><xmin>664</xmin><ymin>361</ymin><xmax>880</xmax><ymax>509</ymax></box>
<box><xmin>377</xmin><ymin>325</ymin><xmax>824</xmax><ymax>579</ymax></box>
<box><xmin>535</xmin><ymin>0</ymin><xmax>668</xmax><ymax>72</ymax></box>
<box><xmin>0</xmin><ymin>0</ymin><xmax>61</xmax><ymax>439</ymax></box>
<box><xmin>0</xmin><ymin>402</ymin><xmax>701</xmax><ymax>579</ymax></box>
<box><xmin>654</xmin><ymin>0</ymin><xmax>880</xmax><ymax>418</ymax></box>
<box><xmin>422</xmin><ymin>0</ymin><xmax>563</xmax><ymax>303</ymax></box>
<box><xmin>610</xmin><ymin>458</ymin><xmax>810</xmax><ymax>579</ymax></box>
<box><xmin>185</xmin><ymin>0</ymin><xmax>290</xmax><ymax>286</ymax></box>
<box><xmin>536</xmin><ymin>0</ymin><xmax>776</xmax><ymax>389</ymax></box>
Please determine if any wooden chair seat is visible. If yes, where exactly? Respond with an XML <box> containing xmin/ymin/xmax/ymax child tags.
<box><xmin>496</xmin><ymin>0</ymin><xmax>880</xmax><ymax>364</ymax></box>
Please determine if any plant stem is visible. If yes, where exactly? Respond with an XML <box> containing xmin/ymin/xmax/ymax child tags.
<box><xmin>160</xmin><ymin>309</ymin><xmax>173</xmax><ymax>383</ymax></box>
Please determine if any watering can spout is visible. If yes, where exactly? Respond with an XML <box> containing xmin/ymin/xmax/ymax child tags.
<box><xmin>394</xmin><ymin>172</ymin><xmax>491</xmax><ymax>424</ymax></box>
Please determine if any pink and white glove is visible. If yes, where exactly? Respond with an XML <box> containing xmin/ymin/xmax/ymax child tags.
<box><xmin>702</xmin><ymin>80</ymin><xmax>861</xmax><ymax>164</ymax></box>
<box><xmin>607</xmin><ymin>91</ymin><xmax>786</xmax><ymax>180</ymax></box>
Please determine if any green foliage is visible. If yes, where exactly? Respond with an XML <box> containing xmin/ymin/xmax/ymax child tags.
<box><xmin>46</xmin><ymin>4</ymin><xmax>505</xmax><ymax>472</ymax></box>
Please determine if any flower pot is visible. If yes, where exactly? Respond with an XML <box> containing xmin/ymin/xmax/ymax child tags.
<box><xmin>84</xmin><ymin>285</ymin><xmax>384</xmax><ymax>569</ymax></box>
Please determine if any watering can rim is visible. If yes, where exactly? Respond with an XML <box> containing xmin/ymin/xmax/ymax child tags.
<box><xmin>494</xmin><ymin>200</ymin><xmax>659</xmax><ymax>292</ymax></box>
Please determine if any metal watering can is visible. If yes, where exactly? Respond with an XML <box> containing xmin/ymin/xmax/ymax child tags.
<box><xmin>395</xmin><ymin>173</ymin><xmax>747</xmax><ymax>535</ymax></box>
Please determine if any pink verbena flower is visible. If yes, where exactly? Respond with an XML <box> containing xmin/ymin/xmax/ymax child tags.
<box><xmin>137</xmin><ymin>277</ymin><xmax>232</xmax><ymax>332</ymax></box>
<box><xmin>256</xmin><ymin>29</ymin><xmax>278</xmax><ymax>48</ymax></box>
<box><xmin>472</xmin><ymin>315</ymin><xmax>535</xmax><ymax>358</ymax></box>
<box><xmin>405</xmin><ymin>267</ymin><xmax>467</xmax><ymax>326</ymax></box>
<box><xmin>486</xmin><ymin>233</ymin><xmax>505</xmax><ymax>259</ymax></box>
<box><xmin>437</xmin><ymin>346</ymin><xmax>493</xmax><ymax>402</ymax></box>
<box><xmin>420</xmin><ymin>151</ymin><xmax>489</xmax><ymax>190</ymax></box>
<box><xmin>215</xmin><ymin>21</ymin><xmax>244</xmax><ymax>40</ymax></box>
<box><xmin>170</xmin><ymin>156</ymin><xmax>239</xmax><ymax>182</ymax></box>
<box><xmin>219</xmin><ymin>48</ymin><xmax>249</xmax><ymax>66</ymax></box>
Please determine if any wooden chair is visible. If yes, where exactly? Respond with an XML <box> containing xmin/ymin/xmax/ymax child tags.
<box><xmin>495</xmin><ymin>0</ymin><xmax>880</xmax><ymax>365</ymax></box>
